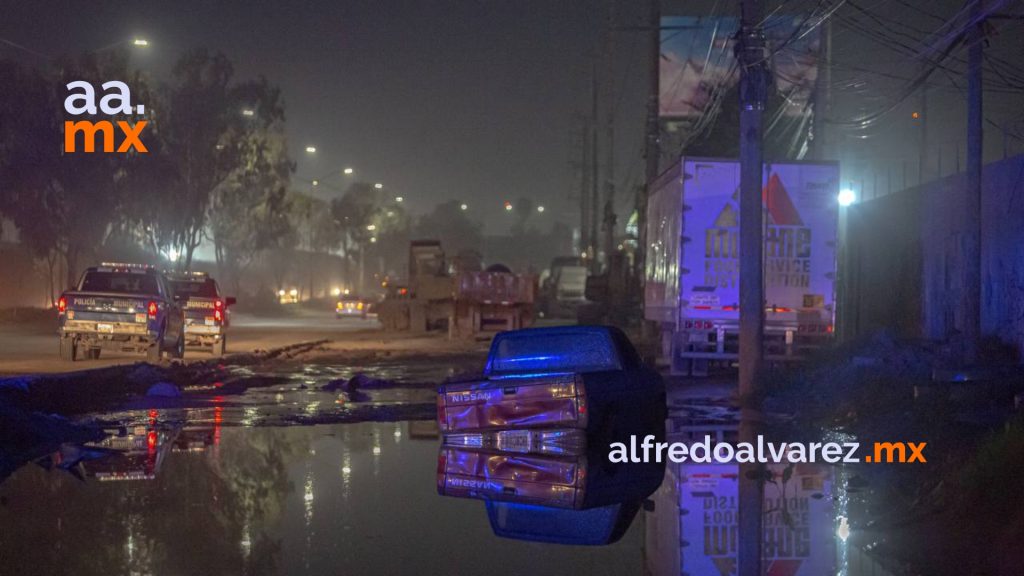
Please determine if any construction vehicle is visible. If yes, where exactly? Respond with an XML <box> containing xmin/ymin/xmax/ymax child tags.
<box><xmin>376</xmin><ymin>240</ymin><xmax>536</xmax><ymax>337</ymax></box>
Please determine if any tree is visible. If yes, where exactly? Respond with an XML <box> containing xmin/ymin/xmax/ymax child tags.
<box><xmin>207</xmin><ymin>77</ymin><xmax>294</xmax><ymax>295</ymax></box>
<box><xmin>414</xmin><ymin>200</ymin><xmax>483</xmax><ymax>256</ymax></box>
<box><xmin>288</xmin><ymin>191</ymin><xmax>343</xmax><ymax>298</ymax></box>
<box><xmin>511</xmin><ymin>196</ymin><xmax>535</xmax><ymax>236</ymax></box>
<box><xmin>157</xmin><ymin>49</ymin><xmax>238</xmax><ymax>270</ymax></box>
<box><xmin>330</xmin><ymin>182</ymin><xmax>388</xmax><ymax>291</ymax></box>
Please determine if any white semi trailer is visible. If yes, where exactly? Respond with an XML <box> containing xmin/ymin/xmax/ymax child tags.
<box><xmin>645</xmin><ymin>158</ymin><xmax>839</xmax><ymax>375</ymax></box>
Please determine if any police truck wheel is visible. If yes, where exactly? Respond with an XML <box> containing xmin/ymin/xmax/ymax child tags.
<box><xmin>172</xmin><ymin>332</ymin><xmax>185</xmax><ymax>359</ymax></box>
<box><xmin>146</xmin><ymin>337</ymin><xmax>162</xmax><ymax>363</ymax></box>
<box><xmin>214</xmin><ymin>336</ymin><xmax>226</xmax><ymax>357</ymax></box>
<box><xmin>59</xmin><ymin>336</ymin><xmax>78</xmax><ymax>362</ymax></box>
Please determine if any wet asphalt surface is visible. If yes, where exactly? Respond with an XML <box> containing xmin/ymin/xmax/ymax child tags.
<box><xmin>0</xmin><ymin>348</ymin><xmax>893</xmax><ymax>576</ymax></box>
<box><xmin>0</xmin><ymin>354</ymin><xmax>646</xmax><ymax>576</ymax></box>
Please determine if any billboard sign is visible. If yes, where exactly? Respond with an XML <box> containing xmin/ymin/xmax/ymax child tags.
<box><xmin>659</xmin><ymin>16</ymin><xmax>822</xmax><ymax>119</ymax></box>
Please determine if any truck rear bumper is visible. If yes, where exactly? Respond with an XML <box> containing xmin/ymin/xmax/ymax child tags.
<box><xmin>61</xmin><ymin>320</ymin><xmax>153</xmax><ymax>337</ymax></box>
<box><xmin>668</xmin><ymin>325</ymin><xmax>833</xmax><ymax>374</ymax></box>
<box><xmin>184</xmin><ymin>324</ymin><xmax>222</xmax><ymax>335</ymax></box>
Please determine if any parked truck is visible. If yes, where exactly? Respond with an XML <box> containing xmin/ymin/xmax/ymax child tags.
<box><xmin>645</xmin><ymin>158</ymin><xmax>839</xmax><ymax>374</ymax></box>
<box><xmin>57</xmin><ymin>263</ymin><xmax>186</xmax><ymax>362</ymax></box>
<box><xmin>538</xmin><ymin>256</ymin><xmax>588</xmax><ymax>319</ymax></box>
<box><xmin>437</xmin><ymin>325</ymin><xmax>666</xmax><ymax>444</ymax></box>
<box><xmin>166</xmin><ymin>271</ymin><xmax>235</xmax><ymax>356</ymax></box>
<box><xmin>376</xmin><ymin>240</ymin><xmax>536</xmax><ymax>337</ymax></box>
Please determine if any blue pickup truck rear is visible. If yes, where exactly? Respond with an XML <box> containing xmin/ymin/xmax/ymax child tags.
<box><xmin>57</xmin><ymin>264</ymin><xmax>185</xmax><ymax>362</ymax></box>
<box><xmin>437</xmin><ymin>326</ymin><xmax>666</xmax><ymax>446</ymax></box>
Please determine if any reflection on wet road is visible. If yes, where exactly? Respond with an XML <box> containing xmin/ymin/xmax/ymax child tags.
<box><xmin>0</xmin><ymin>421</ymin><xmax>642</xmax><ymax>576</ymax></box>
<box><xmin>0</xmin><ymin>351</ymin><xmax>898</xmax><ymax>576</ymax></box>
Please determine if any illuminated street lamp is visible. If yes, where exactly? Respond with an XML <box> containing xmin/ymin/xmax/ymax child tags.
<box><xmin>312</xmin><ymin>180</ymin><xmax>319</xmax><ymax>187</ymax></box>
<box><xmin>374</xmin><ymin>183</ymin><xmax>383</xmax><ymax>189</ymax></box>
<box><xmin>370</xmin><ymin>237</ymin><xmax>377</xmax><ymax>243</ymax></box>
<box><xmin>241</xmin><ymin>109</ymin><xmax>255</xmax><ymax>117</ymax></box>
<box><xmin>343</xmin><ymin>167</ymin><xmax>354</xmax><ymax>175</ymax></box>
<box><xmin>504</xmin><ymin>201</ymin><xmax>513</xmax><ymax>212</ymax></box>
<box><xmin>395</xmin><ymin>196</ymin><xmax>404</xmax><ymax>203</ymax></box>
<box><xmin>133</xmin><ymin>38</ymin><xmax>149</xmax><ymax>47</ymax></box>
<box><xmin>305</xmin><ymin>146</ymin><xmax>317</xmax><ymax>154</ymax></box>
<box><xmin>536</xmin><ymin>205</ymin><xmax>545</xmax><ymax>213</ymax></box>
<box><xmin>460</xmin><ymin>203</ymin><xmax>468</xmax><ymax>211</ymax></box>
<box><xmin>366</xmin><ymin>224</ymin><xmax>376</xmax><ymax>231</ymax></box>
<box><xmin>838</xmin><ymin>188</ymin><xmax>856</xmax><ymax>207</ymax></box>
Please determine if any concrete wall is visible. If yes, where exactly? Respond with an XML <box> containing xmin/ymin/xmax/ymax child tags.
<box><xmin>846</xmin><ymin>154</ymin><xmax>1024</xmax><ymax>357</ymax></box>
<box><xmin>844</xmin><ymin>190</ymin><xmax>923</xmax><ymax>339</ymax></box>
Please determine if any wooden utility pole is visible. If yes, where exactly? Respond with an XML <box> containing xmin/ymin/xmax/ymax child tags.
<box><xmin>602</xmin><ymin>0</ymin><xmax>617</xmax><ymax>265</ymax></box>
<box><xmin>638</xmin><ymin>0</ymin><xmax>660</xmax><ymax>295</ymax></box>
<box><xmin>919</xmin><ymin>83</ymin><xmax>929</xmax><ymax>185</ymax></box>
<box><xmin>963</xmin><ymin>0</ymin><xmax>983</xmax><ymax>364</ymax></box>
<box><xmin>579</xmin><ymin>120</ymin><xmax>592</xmax><ymax>258</ymax></box>
<box><xmin>737</xmin><ymin>0</ymin><xmax>768</xmax><ymax>573</ymax></box>
<box><xmin>590</xmin><ymin>57</ymin><xmax>601</xmax><ymax>273</ymax></box>
<box><xmin>811</xmin><ymin>18</ymin><xmax>831</xmax><ymax>161</ymax></box>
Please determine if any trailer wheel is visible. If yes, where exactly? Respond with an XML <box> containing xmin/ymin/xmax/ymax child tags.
<box><xmin>59</xmin><ymin>336</ymin><xmax>78</xmax><ymax>362</ymax></box>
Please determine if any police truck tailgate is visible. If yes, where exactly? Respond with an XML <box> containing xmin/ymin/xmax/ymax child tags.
<box><xmin>438</xmin><ymin>373</ymin><xmax>587</xmax><ymax>433</ymax></box>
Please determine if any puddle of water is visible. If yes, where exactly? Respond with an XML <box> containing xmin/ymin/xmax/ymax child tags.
<box><xmin>0</xmin><ymin>422</ymin><xmax>642</xmax><ymax>576</ymax></box>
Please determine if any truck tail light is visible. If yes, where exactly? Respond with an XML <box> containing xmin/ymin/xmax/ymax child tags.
<box><xmin>147</xmin><ymin>301</ymin><xmax>158</xmax><ymax>318</ymax></box>
<box><xmin>57</xmin><ymin>296</ymin><xmax>67</xmax><ymax>313</ymax></box>
<box><xmin>436</xmin><ymin>449</ymin><xmax>447</xmax><ymax>475</ymax></box>
<box><xmin>575</xmin><ymin>376</ymin><xmax>588</xmax><ymax>428</ymax></box>
<box><xmin>436</xmin><ymin>449</ymin><xmax>448</xmax><ymax>494</ymax></box>
<box><xmin>436</xmin><ymin>394</ymin><xmax>447</xmax><ymax>431</ymax></box>
<box><xmin>214</xmin><ymin>309</ymin><xmax>223</xmax><ymax>323</ymax></box>
<box><xmin>215</xmin><ymin>299</ymin><xmax>224</xmax><ymax>310</ymax></box>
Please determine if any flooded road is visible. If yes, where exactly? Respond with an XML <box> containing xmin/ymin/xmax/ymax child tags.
<box><xmin>3</xmin><ymin>344</ymin><xmax>999</xmax><ymax>576</ymax></box>
<box><xmin>0</xmin><ymin>420</ymin><xmax>643</xmax><ymax>576</ymax></box>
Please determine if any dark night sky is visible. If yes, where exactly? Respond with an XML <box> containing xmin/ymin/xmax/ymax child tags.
<box><xmin>0</xmin><ymin>0</ymin><xmax>646</xmax><ymax>232</ymax></box>
<box><xmin>2</xmin><ymin>1</ymin><xmax>1022</xmax><ymax>230</ymax></box>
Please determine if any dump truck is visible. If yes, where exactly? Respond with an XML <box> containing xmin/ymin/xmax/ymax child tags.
<box><xmin>376</xmin><ymin>240</ymin><xmax>536</xmax><ymax>337</ymax></box>
<box><xmin>645</xmin><ymin>158</ymin><xmax>839</xmax><ymax>374</ymax></box>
